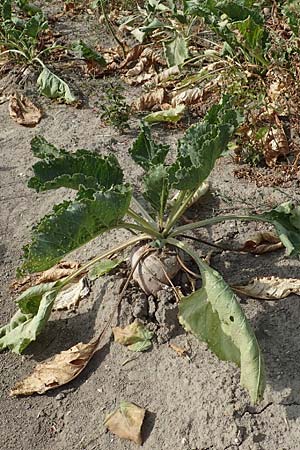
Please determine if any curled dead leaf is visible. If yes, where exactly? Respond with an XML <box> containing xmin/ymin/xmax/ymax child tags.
<box><xmin>171</xmin><ymin>87</ymin><xmax>203</xmax><ymax>107</ymax></box>
<box><xmin>133</xmin><ymin>87</ymin><xmax>165</xmax><ymax>111</ymax></box>
<box><xmin>9</xmin><ymin>92</ymin><xmax>42</xmax><ymax>126</ymax></box>
<box><xmin>263</xmin><ymin>126</ymin><xmax>289</xmax><ymax>167</ymax></box>
<box><xmin>10</xmin><ymin>337</ymin><xmax>99</xmax><ymax>396</ymax></box>
<box><xmin>240</xmin><ymin>231</ymin><xmax>283</xmax><ymax>254</ymax></box>
<box><xmin>53</xmin><ymin>277</ymin><xmax>89</xmax><ymax>311</ymax></box>
<box><xmin>11</xmin><ymin>261</ymin><xmax>81</xmax><ymax>293</ymax></box>
<box><xmin>104</xmin><ymin>401</ymin><xmax>146</xmax><ymax>445</ymax></box>
<box><xmin>232</xmin><ymin>276</ymin><xmax>300</xmax><ymax>299</ymax></box>
<box><xmin>119</xmin><ymin>45</ymin><xmax>144</xmax><ymax>69</ymax></box>
<box><xmin>169</xmin><ymin>343</ymin><xmax>187</xmax><ymax>357</ymax></box>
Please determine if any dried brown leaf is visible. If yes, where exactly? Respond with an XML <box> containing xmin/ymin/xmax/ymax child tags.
<box><xmin>119</xmin><ymin>45</ymin><xmax>144</xmax><ymax>69</ymax></box>
<box><xmin>171</xmin><ymin>87</ymin><xmax>203</xmax><ymax>107</ymax></box>
<box><xmin>9</xmin><ymin>93</ymin><xmax>42</xmax><ymax>126</ymax></box>
<box><xmin>10</xmin><ymin>261</ymin><xmax>81</xmax><ymax>293</ymax></box>
<box><xmin>10</xmin><ymin>337</ymin><xmax>99</xmax><ymax>396</ymax></box>
<box><xmin>104</xmin><ymin>401</ymin><xmax>145</xmax><ymax>445</ymax></box>
<box><xmin>133</xmin><ymin>87</ymin><xmax>165</xmax><ymax>111</ymax></box>
<box><xmin>232</xmin><ymin>276</ymin><xmax>300</xmax><ymax>300</ymax></box>
<box><xmin>169</xmin><ymin>343</ymin><xmax>187</xmax><ymax>357</ymax></box>
<box><xmin>263</xmin><ymin>126</ymin><xmax>289</xmax><ymax>168</ymax></box>
<box><xmin>240</xmin><ymin>231</ymin><xmax>283</xmax><ymax>254</ymax></box>
<box><xmin>53</xmin><ymin>277</ymin><xmax>89</xmax><ymax>311</ymax></box>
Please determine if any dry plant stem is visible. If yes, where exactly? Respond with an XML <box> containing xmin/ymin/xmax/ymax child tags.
<box><xmin>176</xmin><ymin>255</ymin><xmax>201</xmax><ymax>279</ymax></box>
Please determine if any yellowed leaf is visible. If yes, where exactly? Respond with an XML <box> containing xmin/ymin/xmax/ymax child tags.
<box><xmin>113</xmin><ymin>320</ymin><xmax>153</xmax><ymax>352</ymax></box>
<box><xmin>9</xmin><ymin>92</ymin><xmax>42</xmax><ymax>126</ymax></box>
<box><xmin>232</xmin><ymin>276</ymin><xmax>300</xmax><ymax>299</ymax></box>
<box><xmin>240</xmin><ymin>231</ymin><xmax>283</xmax><ymax>254</ymax></box>
<box><xmin>10</xmin><ymin>337</ymin><xmax>99</xmax><ymax>396</ymax></box>
<box><xmin>133</xmin><ymin>87</ymin><xmax>165</xmax><ymax>111</ymax></box>
<box><xmin>10</xmin><ymin>261</ymin><xmax>81</xmax><ymax>293</ymax></box>
<box><xmin>104</xmin><ymin>401</ymin><xmax>145</xmax><ymax>445</ymax></box>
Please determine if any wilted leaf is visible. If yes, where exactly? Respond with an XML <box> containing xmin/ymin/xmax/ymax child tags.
<box><xmin>178</xmin><ymin>263</ymin><xmax>265</xmax><ymax>403</ymax></box>
<box><xmin>171</xmin><ymin>87</ymin><xmax>203</xmax><ymax>106</ymax></box>
<box><xmin>119</xmin><ymin>44</ymin><xmax>144</xmax><ymax>69</ymax></box>
<box><xmin>0</xmin><ymin>290</ymin><xmax>57</xmax><ymax>354</ymax></box>
<box><xmin>164</xmin><ymin>33</ymin><xmax>189</xmax><ymax>67</ymax></box>
<box><xmin>10</xmin><ymin>337</ymin><xmax>99</xmax><ymax>395</ymax></box>
<box><xmin>53</xmin><ymin>278</ymin><xmax>89</xmax><ymax>311</ymax></box>
<box><xmin>133</xmin><ymin>88</ymin><xmax>165</xmax><ymax>111</ymax></box>
<box><xmin>113</xmin><ymin>320</ymin><xmax>153</xmax><ymax>352</ymax></box>
<box><xmin>240</xmin><ymin>231</ymin><xmax>283</xmax><ymax>254</ymax></box>
<box><xmin>88</xmin><ymin>259</ymin><xmax>122</xmax><ymax>281</ymax></box>
<box><xmin>9</xmin><ymin>93</ymin><xmax>42</xmax><ymax>126</ymax></box>
<box><xmin>169</xmin><ymin>342</ymin><xmax>187</xmax><ymax>357</ymax></box>
<box><xmin>144</xmin><ymin>105</ymin><xmax>185</xmax><ymax>123</ymax></box>
<box><xmin>104</xmin><ymin>401</ymin><xmax>145</xmax><ymax>445</ymax></box>
<box><xmin>232</xmin><ymin>276</ymin><xmax>300</xmax><ymax>300</ymax></box>
<box><xmin>72</xmin><ymin>40</ymin><xmax>107</xmax><ymax>67</ymax></box>
<box><xmin>11</xmin><ymin>261</ymin><xmax>81</xmax><ymax>293</ymax></box>
<box><xmin>37</xmin><ymin>67</ymin><xmax>77</xmax><ymax>104</ymax></box>
<box><xmin>155</xmin><ymin>65</ymin><xmax>180</xmax><ymax>84</ymax></box>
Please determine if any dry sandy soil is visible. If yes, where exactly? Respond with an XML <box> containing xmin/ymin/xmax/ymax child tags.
<box><xmin>1</xmin><ymin>3</ymin><xmax>300</xmax><ymax>450</ymax></box>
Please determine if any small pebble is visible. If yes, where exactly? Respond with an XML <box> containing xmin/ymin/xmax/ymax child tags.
<box><xmin>55</xmin><ymin>393</ymin><xmax>65</xmax><ymax>401</ymax></box>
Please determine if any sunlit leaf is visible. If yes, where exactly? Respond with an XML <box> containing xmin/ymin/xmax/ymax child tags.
<box><xmin>179</xmin><ymin>264</ymin><xmax>265</xmax><ymax>403</ymax></box>
<box><xmin>71</xmin><ymin>40</ymin><xmax>107</xmax><ymax>66</ymax></box>
<box><xmin>144</xmin><ymin>105</ymin><xmax>185</xmax><ymax>123</ymax></box>
<box><xmin>10</xmin><ymin>337</ymin><xmax>99</xmax><ymax>395</ymax></box>
<box><xmin>88</xmin><ymin>259</ymin><xmax>122</xmax><ymax>281</ymax></box>
<box><xmin>164</xmin><ymin>32</ymin><xmax>189</xmax><ymax>67</ymax></box>
<box><xmin>37</xmin><ymin>67</ymin><xmax>77</xmax><ymax>104</ymax></box>
<box><xmin>104</xmin><ymin>401</ymin><xmax>145</xmax><ymax>445</ymax></box>
<box><xmin>113</xmin><ymin>320</ymin><xmax>153</xmax><ymax>352</ymax></box>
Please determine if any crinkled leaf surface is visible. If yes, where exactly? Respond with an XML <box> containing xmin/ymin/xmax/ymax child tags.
<box><xmin>129</xmin><ymin>123</ymin><xmax>170</xmax><ymax>170</ymax></box>
<box><xmin>28</xmin><ymin>150</ymin><xmax>123</xmax><ymax>192</ymax></box>
<box><xmin>30</xmin><ymin>136</ymin><xmax>68</xmax><ymax>159</ymax></box>
<box><xmin>178</xmin><ymin>264</ymin><xmax>265</xmax><ymax>403</ymax></box>
<box><xmin>37</xmin><ymin>67</ymin><xmax>77</xmax><ymax>104</ymax></box>
<box><xmin>21</xmin><ymin>185</ymin><xmax>132</xmax><ymax>273</ymax></box>
<box><xmin>17</xmin><ymin>281</ymin><xmax>57</xmax><ymax>315</ymax></box>
<box><xmin>164</xmin><ymin>33</ymin><xmax>189</xmax><ymax>67</ymax></box>
<box><xmin>143</xmin><ymin>164</ymin><xmax>170</xmax><ymax>217</ymax></box>
<box><xmin>261</xmin><ymin>202</ymin><xmax>300</xmax><ymax>256</ymax></box>
<box><xmin>0</xmin><ymin>290</ymin><xmax>57</xmax><ymax>354</ymax></box>
<box><xmin>233</xmin><ymin>276</ymin><xmax>300</xmax><ymax>300</ymax></box>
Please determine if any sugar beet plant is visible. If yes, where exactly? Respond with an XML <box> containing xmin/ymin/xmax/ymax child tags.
<box><xmin>2</xmin><ymin>97</ymin><xmax>300</xmax><ymax>403</ymax></box>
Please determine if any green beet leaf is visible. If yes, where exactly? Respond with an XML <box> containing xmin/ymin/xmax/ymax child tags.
<box><xmin>21</xmin><ymin>185</ymin><xmax>132</xmax><ymax>273</ymax></box>
<box><xmin>17</xmin><ymin>281</ymin><xmax>57</xmax><ymax>314</ymax></box>
<box><xmin>71</xmin><ymin>40</ymin><xmax>107</xmax><ymax>66</ymax></box>
<box><xmin>37</xmin><ymin>67</ymin><xmax>77</xmax><ymax>104</ymax></box>
<box><xmin>261</xmin><ymin>202</ymin><xmax>300</xmax><ymax>256</ymax></box>
<box><xmin>28</xmin><ymin>150</ymin><xmax>123</xmax><ymax>192</ymax></box>
<box><xmin>129</xmin><ymin>123</ymin><xmax>170</xmax><ymax>170</ymax></box>
<box><xmin>144</xmin><ymin>105</ymin><xmax>185</xmax><ymax>124</ymax></box>
<box><xmin>0</xmin><ymin>290</ymin><xmax>57</xmax><ymax>354</ymax></box>
<box><xmin>88</xmin><ymin>259</ymin><xmax>122</xmax><ymax>281</ymax></box>
<box><xmin>164</xmin><ymin>33</ymin><xmax>189</xmax><ymax>67</ymax></box>
<box><xmin>30</xmin><ymin>136</ymin><xmax>68</xmax><ymax>160</ymax></box>
<box><xmin>143</xmin><ymin>164</ymin><xmax>170</xmax><ymax>218</ymax></box>
<box><xmin>179</xmin><ymin>264</ymin><xmax>265</xmax><ymax>403</ymax></box>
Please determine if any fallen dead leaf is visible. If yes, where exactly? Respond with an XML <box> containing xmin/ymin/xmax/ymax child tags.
<box><xmin>9</xmin><ymin>92</ymin><xmax>42</xmax><ymax>126</ymax></box>
<box><xmin>11</xmin><ymin>261</ymin><xmax>81</xmax><ymax>293</ymax></box>
<box><xmin>240</xmin><ymin>231</ymin><xmax>283</xmax><ymax>254</ymax></box>
<box><xmin>171</xmin><ymin>87</ymin><xmax>202</xmax><ymax>107</ymax></box>
<box><xmin>113</xmin><ymin>320</ymin><xmax>153</xmax><ymax>352</ymax></box>
<box><xmin>133</xmin><ymin>87</ymin><xmax>165</xmax><ymax>111</ymax></box>
<box><xmin>263</xmin><ymin>125</ymin><xmax>289</xmax><ymax>168</ymax></box>
<box><xmin>232</xmin><ymin>276</ymin><xmax>300</xmax><ymax>299</ymax></box>
<box><xmin>119</xmin><ymin>44</ymin><xmax>144</xmax><ymax>69</ymax></box>
<box><xmin>104</xmin><ymin>401</ymin><xmax>145</xmax><ymax>445</ymax></box>
<box><xmin>169</xmin><ymin>343</ymin><xmax>187</xmax><ymax>357</ymax></box>
<box><xmin>10</xmin><ymin>337</ymin><xmax>99</xmax><ymax>395</ymax></box>
<box><xmin>53</xmin><ymin>277</ymin><xmax>89</xmax><ymax>311</ymax></box>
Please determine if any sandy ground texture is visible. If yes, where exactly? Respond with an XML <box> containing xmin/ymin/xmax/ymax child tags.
<box><xmin>1</xmin><ymin>3</ymin><xmax>300</xmax><ymax>450</ymax></box>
